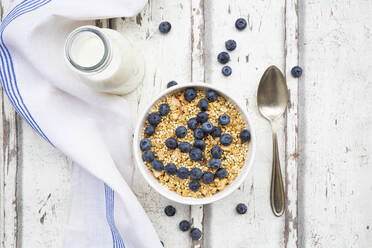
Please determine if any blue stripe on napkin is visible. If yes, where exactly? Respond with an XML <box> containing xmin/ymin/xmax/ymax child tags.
<box><xmin>0</xmin><ymin>1</ymin><xmax>126</xmax><ymax>247</ymax></box>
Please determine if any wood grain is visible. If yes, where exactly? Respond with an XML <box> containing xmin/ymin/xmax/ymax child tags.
<box><xmin>284</xmin><ymin>0</ymin><xmax>299</xmax><ymax>247</ymax></box>
<box><xmin>0</xmin><ymin>1</ymin><xmax>18</xmax><ymax>247</ymax></box>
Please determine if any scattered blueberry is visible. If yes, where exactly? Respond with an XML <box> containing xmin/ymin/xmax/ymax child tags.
<box><xmin>159</xmin><ymin>21</ymin><xmax>171</xmax><ymax>33</ymax></box>
<box><xmin>145</xmin><ymin>125</ymin><xmax>155</xmax><ymax>137</ymax></box>
<box><xmin>175</xmin><ymin>126</ymin><xmax>187</xmax><ymax>138</ymax></box>
<box><xmin>159</xmin><ymin>103</ymin><xmax>170</xmax><ymax>116</ymax></box>
<box><xmin>222</xmin><ymin>66</ymin><xmax>232</xmax><ymax>76</ymax></box>
<box><xmin>142</xmin><ymin>150</ymin><xmax>154</xmax><ymax>162</ymax></box>
<box><xmin>220</xmin><ymin>134</ymin><xmax>233</xmax><ymax>146</ymax></box>
<box><xmin>193</xmin><ymin>128</ymin><xmax>205</xmax><ymax>140</ymax></box>
<box><xmin>235</xmin><ymin>18</ymin><xmax>247</xmax><ymax>30</ymax></box>
<box><xmin>201</xmin><ymin>121</ymin><xmax>213</xmax><ymax>133</ymax></box>
<box><xmin>166</xmin><ymin>138</ymin><xmax>178</xmax><ymax>149</ymax></box>
<box><xmin>217</xmin><ymin>52</ymin><xmax>230</xmax><ymax>64</ymax></box>
<box><xmin>187</xmin><ymin>118</ymin><xmax>199</xmax><ymax>130</ymax></box>
<box><xmin>211</xmin><ymin>146</ymin><xmax>223</xmax><ymax>159</ymax></box>
<box><xmin>216</xmin><ymin>168</ymin><xmax>227</xmax><ymax>179</ymax></box>
<box><xmin>184</xmin><ymin>88</ymin><xmax>197</xmax><ymax>102</ymax></box>
<box><xmin>206</xmin><ymin>90</ymin><xmax>218</xmax><ymax>102</ymax></box>
<box><xmin>236</xmin><ymin>203</ymin><xmax>247</xmax><ymax>214</ymax></box>
<box><xmin>193</xmin><ymin>140</ymin><xmax>206</xmax><ymax>150</ymax></box>
<box><xmin>165</xmin><ymin>163</ymin><xmax>177</xmax><ymax>175</ymax></box>
<box><xmin>177</xmin><ymin>167</ymin><xmax>189</xmax><ymax>179</ymax></box>
<box><xmin>202</xmin><ymin>172</ymin><xmax>214</xmax><ymax>184</ymax></box>
<box><xmin>189</xmin><ymin>180</ymin><xmax>201</xmax><ymax>192</ymax></box>
<box><xmin>291</xmin><ymin>66</ymin><xmax>303</xmax><ymax>78</ymax></box>
<box><xmin>198</xmin><ymin>98</ymin><xmax>209</xmax><ymax>111</ymax></box>
<box><xmin>152</xmin><ymin>160</ymin><xmax>164</xmax><ymax>171</ymax></box>
<box><xmin>209</xmin><ymin>158</ymin><xmax>221</xmax><ymax>169</ymax></box>
<box><xmin>190</xmin><ymin>228</ymin><xmax>202</xmax><ymax>240</ymax></box>
<box><xmin>189</xmin><ymin>148</ymin><xmax>203</xmax><ymax>161</ymax></box>
<box><xmin>190</xmin><ymin>168</ymin><xmax>203</xmax><ymax>180</ymax></box>
<box><xmin>164</xmin><ymin>205</ymin><xmax>176</xmax><ymax>216</ymax></box>
<box><xmin>211</xmin><ymin>126</ymin><xmax>222</xmax><ymax>137</ymax></box>
<box><xmin>218</xmin><ymin>114</ymin><xmax>231</xmax><ymax>125</ymax></box>
<box><xmin>240</xmin><ymin>129</ymin><xmax>251</xmax><ymax>143</ymax></box>
<box><xmin>225</xmin><ymin>40</ymin><xmax>237</xmax><ymax>51</ymax></box>
<box><xmin>167</xmin><ymin>81</ymin><xmax>178</xmax><ymax>88</ymax></box>
<box><xmin>148</xmin><ymin>112</ymin><xmax>162</xmax><ymax>126</ymax></box>
<box><xmin>196</xmin><ymin>112</ymin><xmax>208</xmax><ymax>123</ymax></box>
<box><xmin>179</xmin><ymin>220</ymin><xmax>191</xmax><ymax>232</ymax></box>
<box><xmin>179</xmin><ymin>142</ymin><xmax>191</xmax><ymax>153</ymax></box>
<box><xmin>140</xmin><ymin>138</ymin><xmax>152</xmax><ymax>151</ymax></box>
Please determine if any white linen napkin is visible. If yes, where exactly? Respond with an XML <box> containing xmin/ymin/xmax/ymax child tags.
<box><xmin>0</xmin><ymin>0</ymin><xmax>163</xmax><ymax>247</ymax></box>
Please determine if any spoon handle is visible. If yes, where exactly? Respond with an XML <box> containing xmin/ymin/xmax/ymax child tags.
<box><xmin>270</xmin><ymin>122</ymin><xmax>285</xmax><ymax>216</ymax></box>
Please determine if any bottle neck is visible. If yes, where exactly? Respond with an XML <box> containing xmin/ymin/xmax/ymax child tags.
<box><xmin>65</xmin><ymin>26</ymin><xmax>111</xmax><ymax>74</ymax></box>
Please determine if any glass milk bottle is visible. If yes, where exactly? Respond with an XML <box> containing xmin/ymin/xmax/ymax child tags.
<box><xmin>64</xmin><ymin>25</ymin><xmax>144</xmax><ymax>95</ymax></box>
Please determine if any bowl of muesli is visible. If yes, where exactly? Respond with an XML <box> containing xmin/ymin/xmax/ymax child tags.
<box><xmin>133</xmin><ymin>83</ymin><xmax>256</xmax><ymax>205</ymax></box>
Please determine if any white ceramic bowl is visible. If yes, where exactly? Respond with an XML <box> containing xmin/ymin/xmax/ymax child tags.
<box><xmin>133</xmin><ymin>83</ymin><xmax>256</xmax><ymax>205</ymax></box>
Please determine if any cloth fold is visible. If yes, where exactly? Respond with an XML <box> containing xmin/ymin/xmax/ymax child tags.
<box><xmin>0</xmin><ymin>0</ymin><xmax>162</xmax><ymax>247</ymax></box>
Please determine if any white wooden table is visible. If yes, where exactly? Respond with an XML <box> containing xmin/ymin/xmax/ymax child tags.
<box><xmin>1</xmin><ymin>0</ymin><xmax>372</xmax><ymax>247</ymax></box>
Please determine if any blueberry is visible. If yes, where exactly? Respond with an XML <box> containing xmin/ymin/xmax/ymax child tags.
<box><xmin>159</xmin><ymin>21</ymin><xmax>171</xmax><ymax>33</ymax></box>
<box><xmin>291</xmin><ymin>66</ymin><xmax>303</xmax><ymax>78</ymax></box>
<box><xmin>145</xmin><ymin>125</ymin><xmax>155</xmax><ymax>137</ymax></box>
<box><xmin>189</xmin><ymin>180</ymin><xmax>201</xmax><ymax>192</ymax></box>
<box><xmin>206</xmin><ymin>90</ymin><xmax>218</xmax><ymax>102</ymax></box>
<box><xmin>196</xmin><ymin>112</ymin><xmax>208</xmax><ymax>123</ymax></box>
<box><xmin>198</xmin><ymin>98</ymin><xmax>209</xmax><ymax>111</ymax></box>
<box><xmin>140</xmin><ymin>138</ymin><xmax>152</xmax><ymax>151</ymax></box>
<box><xmin>202</xmin><ymin>172</ymin><xmax>214</xmax><ymax>184</ymax></box>
<box><xmin>165</xmin><ymin>163</ymin><xmax>177</xmax><ymax>175</ymax></box>
<box><xmin>179</xmin><ymin>142</ymin><xmax>191</xmax><ymax>153</ymax></box>
<box><xmin>190</xmin><ymin>148</ymin><xmax>203</xmax><ymax>161</ymax></box>
<box><xmin>193</xmin><ymin>128</ymin><xmax>205</xmax><ymax>140</ymax></box>
<box><xmin>177</xmin><ymin>167</ymin><xmax>189</xmax><ymax>179</ymax></box>
<box><xmin>184</xmin><ymin>88</ymin><xmax>197</xmax><ymax>102</ymax></box>
<box><xmin>164</xmin><ymin>205</ymin><xmax>176</xmax><ymax>216</ymax></box>
<box><xmin>187</xmin><ymin>118</ymin><xmax>198</xmax><ymax>130</ymax></box>
<box><xmin>190</xmin><ymin>168</ymin><xmax>203</xmax><ymax>180</ymax></box>
<box><xmin>161</xmin><ymin>241</ymin><xmax>164</xmax><ymax>247</ymax></box>
<box><xmin>235</xmin><ymin>18</ymin><xmax>247</xmax><ymax>30</ymax></box>
<box><xmin>240</xmin><ymin>129</ymin><xmax>251</xmax><ymax>143</ymax></box>
<box><xmin>201</xmin><ymin>122</ymin><xmax>213</xmax><ymax>134</ymax></box>
<box><xmin>165</xmin><ymin>138</ymin><xmax>178</xmax><ymax>149</ymax></box>
<box><xmin>225</xmin><ymin>39</ymin><xmax>237</xmax><ymax>51</ymax></box>
<box><xmin>217</xmin><ymin>52</ymin><xmax>230</xmax><ymax>64</ymax></box>
<box><xmin>152</xmin><ymin>160</ymin><xmax>164</xmax><ymax>171</ymax></box>
<box><xmin>190</xmin><ymin>228</ymin><xmax>202</xmax><ymax>240</ymax></box>
<box><xmin>216</xmin><ymin>168</ymin><xmax>227</xmax><ymax>179</ymax></box>
<box><xmin>148</xmin><ymin>112</ymin><xmax>162</xmax><ymax>126</ymax></box>
<box><xmin>218</xmin><ymin>114</ymin><xmax>231</xmax><ymax>125</ymax></box>
<box><xmin>175</xmin><ymin>126</ymin><xmax>187</xmax><ymax>138</ymax></box>
<box><xmin>236</xmin><ymin>203</ymin><xmax>247</xmax><ymax>214</ymax></box>
<box><xmin>193</xmin><ymin>140</ymin><xmax>206</xmax><ymax>150</ymax></box>
<box><xmin>142</xmin><ymin>150</ymin><xmax>154</xmax><ymax>162</ymax></box>
<box><xmin>159</xmin><ymin>104</ymin><xmax>170</xmax><ymax>116</ymax></box>
<box><xmin>222</xmin><ymin>66</ymin><xmax>232</xmax><ymax>76</ymax></box>
<box><xmin>179</xmin><ymin>220</ymin><xmax>190</xmax><ymax>232</ymax></box>
<box><xmin>209</xmin><ymin>158</ymin><xmax>221</xmax><ymax>169</ymax></box>
<box><xmin>220</xmin><ymin>134</ymin><xmax>233</xmax><ymax>146</ymax></box>
<box><xmin>211</xmin><ymin>126</ymin><xmax>222</xmax><ymax>137</ymax></box>
<box><xmin>167</xmin><ymin>81</ymin><xmax>178</xmax><ymax>88</ymax></box>
<box><xmin>211</xmin><ymin>146</ymin><xmax>222</xmax><ymax>159</ymax></box>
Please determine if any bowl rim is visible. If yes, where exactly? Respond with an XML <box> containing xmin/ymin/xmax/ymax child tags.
<box><xmin>133</xmin><ymin>82</ymin><xmax>256</xmax><ymax>205</ymax></box>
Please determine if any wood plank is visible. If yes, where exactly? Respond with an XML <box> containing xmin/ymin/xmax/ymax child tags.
<box><xmin>284</xmin><ymin>0</ymin><xmax>299</xmax><ymax>247</ymax></box>
<box><xmin>203</xmin><ymin>0</ymin><xmax>287</xmax><ymax>247</ymax></box>
<box><xmin>0</xmin><ymin>1</ymin><xmax>19</xmax><ymax>248</ymax></box>
<box><xmin>299</xmin><ymin>0</ymin><xmax>372</xmax><ymax>246</ymax></box>
<box><xmin>111</xmin><ymin>1</ymin><xmax>193</xmax><ymax>247</ymax></box>
<box><xmin>190</xmin><ymin>0</ymin><xmax>205</xmax><ymax>247</ymax></box>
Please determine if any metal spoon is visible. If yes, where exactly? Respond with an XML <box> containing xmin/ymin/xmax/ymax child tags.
<box><xmin>257</xmin><ymin>65</ymin><xmax>288</xmax><ymax>217</ymax></box>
